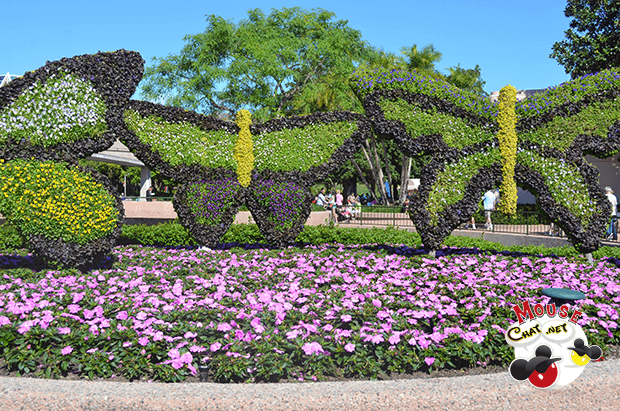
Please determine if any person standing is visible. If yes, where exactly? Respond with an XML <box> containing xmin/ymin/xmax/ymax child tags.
<box><xmin>316</xmin><ymin>188</ymin><xmax>327</xmax><ymax>208</ymax></box>
<box><xmin>146</xmin><ymin>186</ymin><xmax>156</xmax><ymax>202</ymax></box>
<box><xmin>605</xmin><ymin>186</ymin><xmax>618</xmax><ymax>240</ymax></box>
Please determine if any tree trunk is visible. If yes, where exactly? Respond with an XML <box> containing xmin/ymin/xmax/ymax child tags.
<box><xmin>382</xmin><ymin>140</ymin><xmax>394</xmax><ymax>204</ymax></box>
<box><xmin>399</xmin><ymin>155</ymin><xmax>412</xmax><ymax>205</ymax></box>
<box><xmin>351</xmin><ymin>159</ymin><xmax>379</xmax><ymax>204</ymax></box>
<box><xmin>367</xmin><ymin>134</ymin><xmax>388</xmax><ymax>204</ymax></box>
<box><xmin>342</xmin><ymin>177</ymin><xmax>357</xmax><ymax>198</ymax></box>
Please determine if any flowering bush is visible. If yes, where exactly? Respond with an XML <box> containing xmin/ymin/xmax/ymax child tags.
<box><xmin>123</xmin><ymin>107</ymin><xmax>238</xmax><ymax>173</ymax></box>
<box><xmin>0</xmin><ymin>159</ymin><xmax>122</xmax><ymax>267</ymax></box>
<box><xmin>0</xmin><ymin>243</ymin><xmax>618</xmax><ymax>382</ymax></box>
<box><xmin>497</xmin><ymin>85</ymin><xmax>518</xmax><ymax>215</ymax></box>
<box><xmin>0</xmin><ymin>71</ymin><xmax>107</xmax><ymax>147</ymax></box>
<box><xmin>234</xmin><ymin>110</ymin><xmax>254</xmax><ymax>187</ymax></box>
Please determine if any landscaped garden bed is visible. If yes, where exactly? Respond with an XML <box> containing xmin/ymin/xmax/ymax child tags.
<box><xmin>0</xmin><ymin>224</ymin><xmax>618</xmax><ymax>383</ymax></box>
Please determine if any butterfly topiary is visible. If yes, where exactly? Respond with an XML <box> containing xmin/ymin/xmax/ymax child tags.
<box><xmin>0</xmin><ymin>50</ymin><xmax>144</xmax><ymax>267</ymax></box>
<box><xmin>351</xmin><ymin>67</ymin><xmax>620</xmax><ymax>254</ymax></box>
<box><xmin>120</xmin><ymin>100</ymin><xmax>370</xmax><ymax>247</ymax></box>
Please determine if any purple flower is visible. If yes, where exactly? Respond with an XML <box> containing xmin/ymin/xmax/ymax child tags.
<box><xmin>344</xmin><ymin>343</ymin><xmax>355</xmax><ymax>352</ymax></box>
<box><xmin>210</xmin><ymin>342</ymin><xmax>222</xmax><ymax>352</ymax></box>
<box><xmin>424</xmin><ymin>357</ymin><xmax>435</xmax><ymax>366</ymax></box>
<box><xmin>61</xmin><ymin>346</ymin><xmax>73</xmax><ymax>355</ymax></box>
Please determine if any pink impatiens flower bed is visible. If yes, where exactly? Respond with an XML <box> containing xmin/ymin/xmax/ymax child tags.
<box><xmin>0</xmin><ymin>244</ymin><xmax>619</xmax><ymax>382</ymax></box>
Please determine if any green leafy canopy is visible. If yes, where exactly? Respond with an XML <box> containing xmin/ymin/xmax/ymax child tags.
<box><xmin>139</xmin><ymin>7</ymin><xmax>376</xmax><ymax>121</ymax></box>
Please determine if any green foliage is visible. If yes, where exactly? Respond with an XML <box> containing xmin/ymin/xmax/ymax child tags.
<box><xmin>0</xmin><ymin>71</ymin><xmax>107</xmax><ymax>147</ymax></box>
<box><xmin>517</xmin><ymin>151</ymin><xmax>595</xmax><ymax>225</ymax></box>
<box><xmin>139</xmin><ymin>7</ymin><xmax>375</xmax><ymax>120</ymax></box>
<box><xmin>427</xmin><ymin>150</ymin><xmax>501</xmax><ymax>223</ymax></box>
<box><xmin>124</xmin><ymin>110</ymin><xmax>237</xmax><ymax>169</ymax></box>
<box><xmin>0</xmin><ymin>222</ymin><xmax>26</xmax><ymax>250</ymax></box>
<box><xmin>520</xmin><ymin>99</ymin><xmax>620</xmax><ymax>152</ymax></box>
<box><xmin>120</xmin><ymin>221</ymin><xmax>199</xmax><ymax>246</ymax></box>
<box><xmin>0</xmin><ymin>160</ymin><xmax>118</xmax><ymax>244</ymax></box>
<box><xmin>254</xmin><ymin>121</ymin><xmax>358</xmax><ymax>172</ymax></box>
<box><xmin>378</xmin><ymin>99</ymin><xmax>494</xmax><ymax>149</ymax></box>
<box><xmin>550</xmin><ymin>0</ymin><xmax>620</xmax><ymax>78</ymax></box>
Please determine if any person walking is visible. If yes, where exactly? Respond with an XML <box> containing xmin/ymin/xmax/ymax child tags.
<box><xmin>605</xmin><ymin>186</ymin><xmax>618</xmax><ymax>240</ymax></box>
<box><xmin>483</xmin><ymin>189</ymin><xmax>496</xmax><ymax>230</ymax></box>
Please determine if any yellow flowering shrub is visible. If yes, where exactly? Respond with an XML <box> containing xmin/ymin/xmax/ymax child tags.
<box><xmin>234</xmin><ymin>109</ymin><xmax>255</xmax><ymax>187</ymax></box>
<box><xmin>0</xmin><ymin>159</ymin><xmax>118</xmax><ymax>245</ymax></box>
<box><xmin>497</xmin><ymin>85</ymin><xmax>518</xmax><ymax>215</ymax></box>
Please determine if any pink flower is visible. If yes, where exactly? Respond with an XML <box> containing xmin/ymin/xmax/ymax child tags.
<box><xmin>344</xmin><ymin>343</ymin><xmax>355</xmax><ymax>352</ymax></box>
<box><xmin>217</xmin><ymin>323</ymin><xmax>232</xmax><ymax>332</ymax></box>
<box><xmin>424</xmin><ymin>357</ymin><xmax>435</xmax><ymax>366</ymax></box>
<box><xmin>190</xmin><ymin>345</ymin><xmax>207</xmax><ymax>353</ymax></box>
<box><xmin>138</xmin><ymin>337</ymin><xmax>149</xmax><ymax>346</ymax></box>
<box><xmin>58</xmin><ymin>327</ymin><xmax>71</xmax><ymax>335</ymax></box>
<box><xmin>388</xmin><ymin>333</ymin><xmax>401</xmax><ymax>345</ymax></box>
<box><xmin>116</xmin><ymin>311</ymin><xmax>128</xmax><ymax>321</ymax></box>
<box><xmin>61</xmin><ymin>346</ymin><xmax>73</xmax><ymax>356</ymax></box>
<box><xmin>370</xmin><ymin>334</ymin><xmax>384</xmax><ymax>344</ymax></box>
<box><xmin>0</xmin><ymin>316</ymin><xmax>10</xmax><ymax>326</ymax></box>
<box><xmin>301</xmin><ymin>342</ymin><xmax>325</xmax><ymax>355</ymax></box>
<box><xmin>210</xmin><ymin>342</ymin><xmax>222</xmax><ymax>352</ymax></box>
<box><xmin>340</xmin><ymin>315</ymin><xmax>352</xmax><ymax>322</ymax></box>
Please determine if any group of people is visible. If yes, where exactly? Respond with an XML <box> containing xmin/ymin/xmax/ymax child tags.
<box><xmin>315</xmin><ymin>188</ymin><xmax>362</xmax><ymax>222</ymax></box>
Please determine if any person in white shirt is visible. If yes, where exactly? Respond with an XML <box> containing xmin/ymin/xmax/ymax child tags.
<box><xmin>316</xmin><ymin>188</ymin><xmax>327</xmax><ymax>207</ymax></box>
<box><xmin>605</xmin><ymin>186</ymin><xmax>618</xmax><ymax>240</ymax></box>
<box><xmin>483</xmin><ymin>190</ymin><xmax>496</xmax><ymax>230</ymax></box>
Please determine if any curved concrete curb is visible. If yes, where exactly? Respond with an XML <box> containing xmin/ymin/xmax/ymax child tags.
<box><xmin>1</xmin><ymin>359</ymin><xmax>618</xmax><ymax>410</ymax></box>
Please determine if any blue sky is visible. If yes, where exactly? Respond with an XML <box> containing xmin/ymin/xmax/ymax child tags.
<box><xmin>3</xmin><ymin>0</ymin><xmax>572</xmax><ymax>95</ymax></box>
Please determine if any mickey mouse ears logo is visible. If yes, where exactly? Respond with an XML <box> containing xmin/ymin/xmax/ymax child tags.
<box><xmin>509</xmin><ymin>345</ymin><xmax>561</xmax><ymax>389</ymax></box>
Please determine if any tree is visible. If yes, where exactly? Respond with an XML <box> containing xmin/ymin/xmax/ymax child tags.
<box><xmin>139</xmin><ymin>7</ymin><xmax>376</xmax><ymax>121</ymax></box>
<box><xmin>550</xmin><ymin>0</ymin><xmax>620</xmax><ymax>78</ymax></box>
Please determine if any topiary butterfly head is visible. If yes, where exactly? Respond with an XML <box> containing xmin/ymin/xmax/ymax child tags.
<box><xmin>351</xmin><ymin>67</ymin><xmax>620</xmax><ymax>253</ymax></box>
<box><xmin>0</xmin><ymin>50</ymin><xmax>144</xmax><ymax>162</ymax></box>
<box><xmin>121</xmin><ymin>100</ymin><xmax>371</xmax><ymax>246</ymax></box>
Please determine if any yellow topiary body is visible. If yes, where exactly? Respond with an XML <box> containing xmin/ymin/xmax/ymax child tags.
<box><xmin>497</xmin><ymin>85</ymin><xmax>518</xmax><ymax>215</ymax></box>
<box><xmin>234</xmin><ymin>110</ymin><xmax>255</xmax><ymax>187</ymax></box>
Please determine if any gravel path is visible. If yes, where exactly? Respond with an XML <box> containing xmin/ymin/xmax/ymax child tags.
<box><xmin>1</xmin><ymin>358</ymin><xmax>619</xmax><ymax>411</ymax></box>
